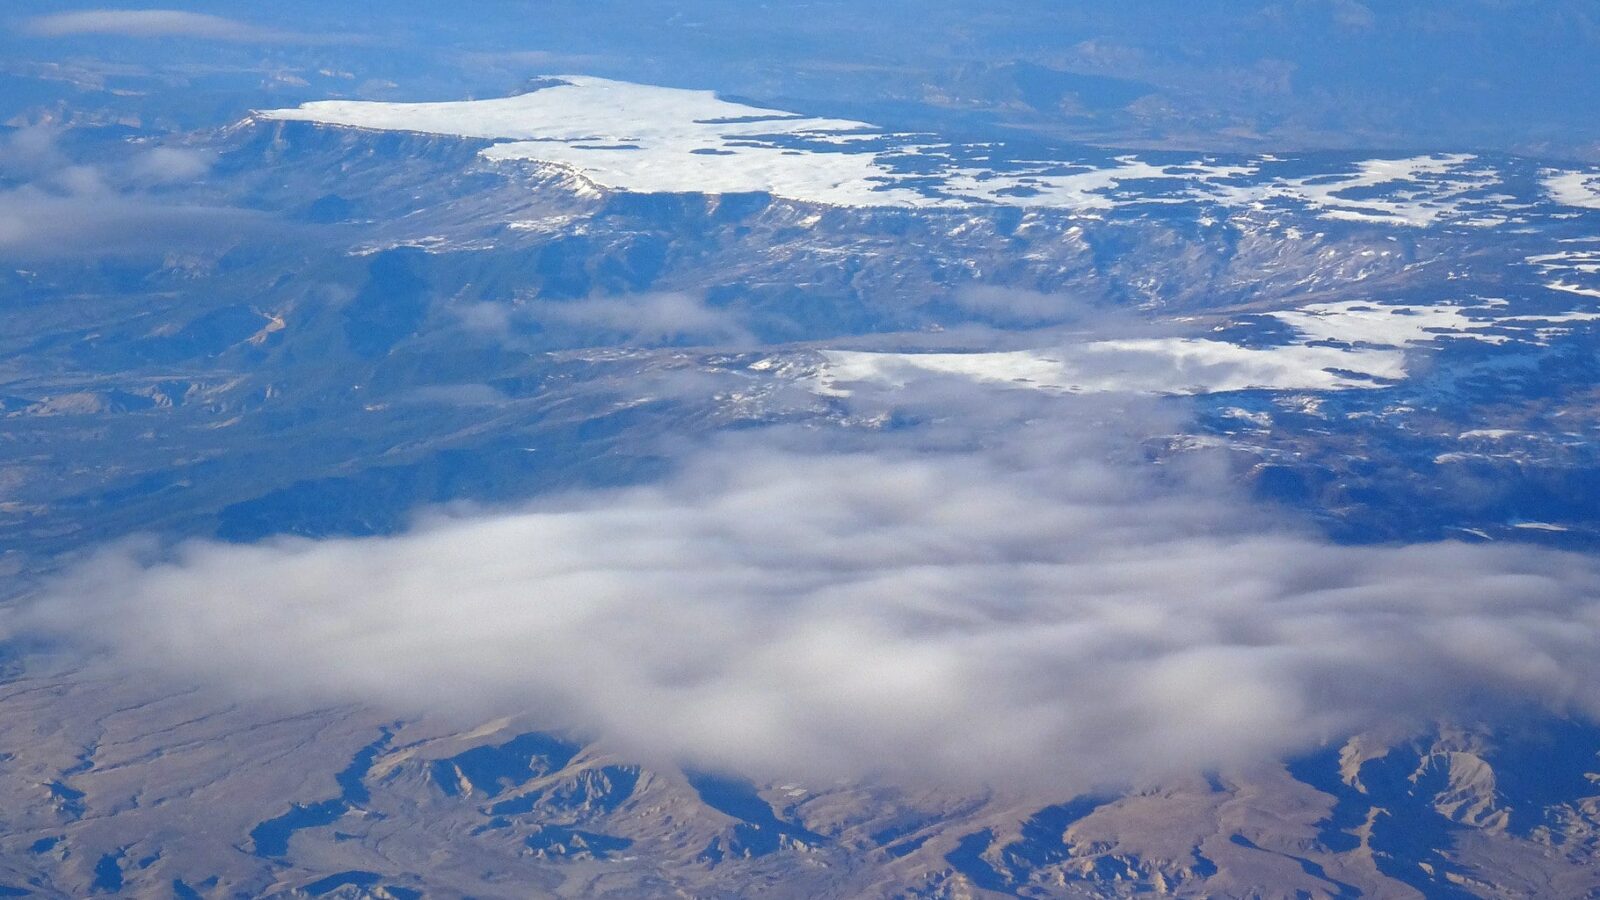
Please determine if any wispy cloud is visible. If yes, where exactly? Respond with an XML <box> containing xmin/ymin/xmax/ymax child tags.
<box><xmin>0</xmin><ymin>126</ymin><xmax>267</xmax><ymax>258</ymax></box>
<box><xmin>20</xmin><ymin>9</ymin><xmax>313</xmax><ymax>43</ymax></box>
<box><xmin>14</xmin><ymin>388</ymin><xmax>1600</xmax><ymax>791</ymax></box>
<box><xmin>1328</xmin><ymin>0</ymin><xmax>1377</xmax><ymax>29</ymax></box>
<box><xmin>948</xmin><ymin>285</ymin><xmax>1096</xmax><ymax>327</ymax></box>
<box><xmin>457</xmin><ymin>291</ymin><xmax>755</xmax><ymax>348</ymax></box>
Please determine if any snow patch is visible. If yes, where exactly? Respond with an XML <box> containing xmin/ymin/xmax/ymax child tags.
<box><xmin>1544</xmin><ymin>170</ymin><xmax>1600</xmax><ymax>210</ymax></box>
<box><xmin>814</xmin><ymin>294</ymin><xmax>1597</xmax><ymax>398</ymax></box>
<box><xmin>1273</xmin><ymin>300</ymin><xmax>1498</xmax><ymax>347</ymax></box>
<box><xmin>1214</xmin><ymin>155</ymin><xmax>1509</xmax><ymax>228</ymax></box>
<box><xmin>816</xmin><ymin>340</ymin><xmax>1407</xmax><ymax>396</ymax></box>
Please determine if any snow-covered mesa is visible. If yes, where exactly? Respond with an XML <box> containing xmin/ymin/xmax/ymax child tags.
<box><xmin>264</xmin><ymin>76</ymin><xmax>1525</xmax><ymax>221</ymax></box>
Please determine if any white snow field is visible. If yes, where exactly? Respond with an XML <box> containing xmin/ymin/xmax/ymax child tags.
<box><xmin>1545</xmin><ymin>170</ymin><xmax>1600</xmax><ymax>209</ymax></box>
<box><xmin>263</xmin><ymin>76</ymin><xmax>1526</xmax><ymax>223</ymax></box>
<box><xmin>815</xmin><ymin>340</ymin><xmax>1410</xmax><ymax>396</ymax></box>
<box><xmin>814</xmin><ymin>296</ymin><xmax>1600</xmax><ymax>397</ymax></box>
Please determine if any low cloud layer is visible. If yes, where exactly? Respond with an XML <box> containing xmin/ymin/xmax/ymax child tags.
<box><xmin>21</xmin><ymin>10</ymin><xmax>299</xmax><ymax>42</ymax></box>
<box><xmin>457</xmin><ymin>291</ymin><xmax>753</xmax><ymax>348</ymax></box>
<box><xmin>0</xmin><ymin>126</ymin><xmax>262</xmax><ymax>259</ymax></box>
<box><xmin>14</xmin><ymin>391</ymin><xmax>1600</xmax><ymax>790</ymax></box>
<box><xmin>949</xmin><ymin>285</ymin><xmax>1098</xmax><ymax>327</ymax></box>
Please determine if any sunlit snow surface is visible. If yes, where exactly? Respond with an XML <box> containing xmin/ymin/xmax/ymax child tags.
<box><xmin>1529</xmin><ymin>239</ymin><xmax>1600</xmax><ymax>300</ymax></box>
<box><xmin>266</xmin><ymin>76</ymin><xmax>1544</xmax><ymax>222</ymax></box>
<box><xmin>1545</xmin><ymin>170</ymin><xmax>1600</xmax><ymax>210</ymax></box>
<box><xmin>815</xmin><ymin>299</ymin><xmax>1600</xmax><ymax>396</ymax></box>
<box><xmin>816</xmin><ymin>341</ymin><xmax>1409</xmax><ymax>396</ymax></box>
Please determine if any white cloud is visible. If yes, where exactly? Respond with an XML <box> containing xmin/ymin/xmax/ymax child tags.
<box><xmin>0</xmin><ymin>129</ymin><xmax>258</xmax><ymax>258</ymax></box>
<box><xmin>1329</xmin><ymin>0</ymin><xmax>1377</xmax><ymax>29</ymax></box>
<box><xmin>20</xmin><ymin>9</ymin><xmax>316</xmax><ymax>43</ymax></box>
<box><xmin>949</xmin><ymin>285</ymin><xmax>1093</xmax><ymax>326</ymax></box>
<box><xmin>403</xmin><ymin>383</ymin><xmax>509</xmax><ymax>406</ymax></box>
<box><xmin>13</xmin><ymin>395</ymin><xmax>1600</xmax><ymax>791</ymax></box>
<box><xmin>0</xmin><ymin>124</ymin><xmax>66</xmax><ymax>175</ymax></box>
<box><xmin>529</xmin><ymin>292</ymin><xmax>753</xmax><ymax>346</ymax></box>
<box><xmin>0</xmin><ymin>184</ymin><xmax>264</xmax><ymax>259</ymax></box>
<box><xmin>460</xmin><ymin>292</ymin><xmax>753</xmax><ymax>348</ymax></box>
<box><xmin>127</xmin><ymin>147</ymin><xmax>212</xmax><ymax>185</ymax></box>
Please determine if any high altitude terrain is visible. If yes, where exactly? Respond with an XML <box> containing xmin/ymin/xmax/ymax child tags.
<box><xmin>3</xmin><ymin>52</ymin><xmax>1600</xmax><ymax>900</ymax></box>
